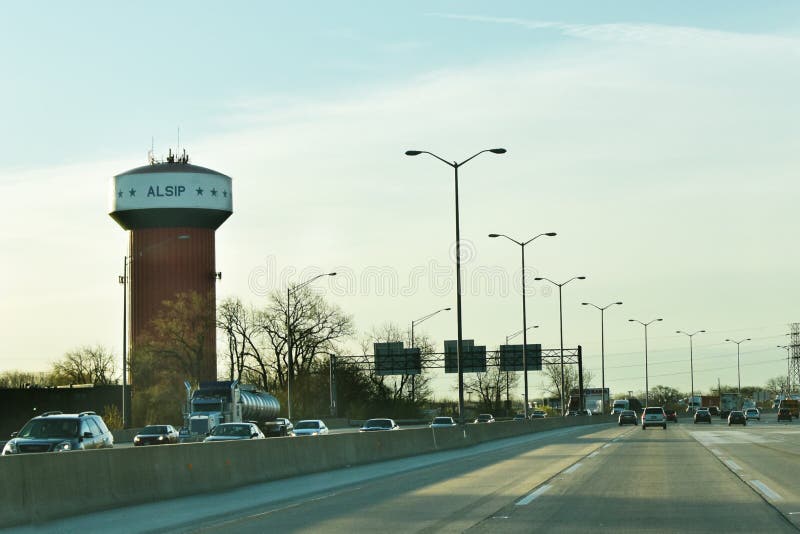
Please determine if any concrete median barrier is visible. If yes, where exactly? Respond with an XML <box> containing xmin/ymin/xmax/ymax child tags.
<box><xmin>0</xmin><ymin>415</ymin><xmax>616</xmax><ymax>527</ymax></box>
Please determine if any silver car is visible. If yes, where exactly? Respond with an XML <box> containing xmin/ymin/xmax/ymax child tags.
<box><xmin>430</xmin><ymin>416</ymin><xmax>457</xmax><ymax>428</ymax></box>
<box><xmin>360</xmin><ymin>418</ymin><xmax>399</xmax><ymax>432</ymax></box>
<box><xmin>293</xmin><ymin>419</ymin><xmax>329</xmax><ymax>436</ymax></box>
<box><xmin>204</xmin><ymin>422</ymin><xmax>264</xmax><ymax>442</ymax></box>
<box><xmin>642</xmin><ymin>407</ymin><xmax>667</xmax><ymax>430</ymax></box>
<box><xmin>745</xmin><ymin>408</ymin><xmax>760</xmax><ymax>421</ymax></box>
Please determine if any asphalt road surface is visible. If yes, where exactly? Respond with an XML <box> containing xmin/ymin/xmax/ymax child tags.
<box><xmin>11</xmin><ymin>419</ymin><xmax>800</xmax><ymax>533</ymax></box>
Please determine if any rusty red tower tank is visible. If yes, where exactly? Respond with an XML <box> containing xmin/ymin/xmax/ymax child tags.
<box><xmin>109</xmin><ymin>151</ymin><xmax>232</xmax><ymax>385</ymax></box>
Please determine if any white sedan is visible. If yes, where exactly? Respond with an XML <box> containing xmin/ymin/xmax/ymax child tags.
<box><xmin>429</xmin><ymin>416</ymin><xmax>457</xmax><ymax>428</ymax></box>
<box><xmin>293</xmin><ymin>419</ymin><xmax>329</xmax><ymax>436</ymax></box>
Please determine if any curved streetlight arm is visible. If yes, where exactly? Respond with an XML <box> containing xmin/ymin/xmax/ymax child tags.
<box><xmin>290</xmin><ymin>272</ymin><xmax>337</xmax><ymax>294</ymax></box>
<box><xmin>677</xmin><ymin>329</ymin><xmax>705</xmax><ymax>337</ymax></box>
<box><xmin>405</xmin><ymin>150</ymin><xmax>454</xmax><ymax>167</ymax></box>
<box><xmin>725</xmin><ymin>338</ymin><xmax>752</xmax><ymax>345</ymax></box>
<box><xmin>506</xmin><ymin>325</ymin><xmax>539</xmax><ymax>342</ymax></box>
<box><xmin>413</xmin><ymin>307</ymin><xmax>451</xmax><ymax>327</ymax></box>
<box><xmin>406</xmin><ymin>148</ymin><xmax>506</xmax><ymax>169</ymax></box>
<box><xmin>489</xmin><ymin>232</ymin><xmax>557</xmax><ymax>247</ymax></box>
<box><xmin>535</xmin><ymin>275</ymin><xmax>586</xmax><ymax>288</ymax></box>
<box><xmin>457</xmin><ymin>148</ymin><xmax>506</xmax><ymax>167</ymax></box>
<box><xmin>582</xmin><ymin>301</ymin><xmax>622</xmax><ymax>311</ymax></box>
<box><xmin>630</xmin><ymin>318</ymin><xmax>663</xmax><ymax>327</ymax></box>
<box><xmin>523</xmin><ymin>232</ymin><xmax>557</xmax><ymax>246</ymax></box>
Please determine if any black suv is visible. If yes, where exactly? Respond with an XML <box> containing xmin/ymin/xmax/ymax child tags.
<box><xmin>2</xmin><ymin>411</ymin><xmax>114</xmax><ymax>455</ymax></box>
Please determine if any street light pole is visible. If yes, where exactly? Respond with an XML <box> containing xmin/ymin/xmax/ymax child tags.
<box><xmin>629</xmin><ymin>318</ymin><xmax>663</xmax><ymax>407</ymax></box>
<box><xmin>410</xmin><ymin>307</ymin><xmax>451</xmax><ymax>402</ymax></box>
<box><xmin>582</xmin><ymin>301</ymin><xmax>623</xmax><ymax>415</ymax></box>
<box><xmin>489</xmin><ymin>232</ymin><xmax>556</xmax><ymax>418</ymax></box>
<box><xmin>677</xmin><ymin>330</ymin><xmax>705</xmax><ymax>412</ymax></box>
<box><xmin>534</xmin><ymin>276</ymin><xmax>586</xmax><ymax>415</ymax></box>
<box><xmin>287</xmin><ymin>272</ymin><xmax>337</xmax><ymax>420</ymax></box>
<box><xmin>119</xmin><ymin>256</ymin><xmax>130</xmax><ymax>428</ymax></box>
<box><xmin>405</xmin><ymin>147</ymin><xmax>506</xmax><ymax>423</ymax></box>
<box><xmin>725</xmin><ymin>338</ymin><xmax>751</xmax><ymax>402</ymax></box>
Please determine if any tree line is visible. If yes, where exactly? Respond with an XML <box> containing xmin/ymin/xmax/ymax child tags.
<box><xmin>2</xmin><ymin>287</ymin><xmax>791</xmax><ymax>425</ymax></box>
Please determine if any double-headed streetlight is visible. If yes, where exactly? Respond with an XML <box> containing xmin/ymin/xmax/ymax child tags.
<box><xmin>405</xmin><ymin>147</ymin><xmax>507</xmax><ymax>422</ymax></box>
<box><xmin>628</xmin><ymin>318</ymin><xmax>663</xmax><ymax>407</ymax></box>
<box><xmin>725</xmin><ymin>338</ymin><xmax>751</xmax><ymax>400</ymax></box>
<box><xmin>582</xmin><ymin>301</ymin><xmax>623</xmax><ymax>415</ymax></box>
<box><xmin>410</xmin><ymin>307</ymin><xmax>451</xmax><ymax>403</ymax></box>
<box><xmin>534</xmin><ymin>276</ymin><xmax>586</xmax><ymax>415</ymax></box>
<box><xmin>118</xmin><ymin>234</ymin><xmax>190</xmax><ymax>428</ymax></box>
<box><xmin>489</xmin><ymin>232</ymin><xmax>556</xmax><ymax>418</ymax></box>
<box><xmin>287</xmin><ymin>272</ymin><xmax>337</xmax><ymax>420</ymax></box>
<box><xmin>505</xmin><ymin>325</ymin><xmax>539</xmax><ymax>413</ymax></box>
<box><xmin>677</xmin><ymin>329</ymin><xmax>705</xmax><ymax>412</ymax></box>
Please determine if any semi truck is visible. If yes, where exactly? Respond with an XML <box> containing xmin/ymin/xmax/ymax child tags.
<box><xmin>568</xmin><ymin>388</ymin><xmax>610</xmax><ymax>414</ymax></box>
<box><xmin>720</xmin><ymin>393</ymin><xmax>740</xmax><ymax>417</ymax></box>
<box><xmin>182</xmin><ymin>380</ymin><xmax>287</xmax><ymax>440</ymax></box>
<box><xmin>779</xmin><ymin>398</ymin><xmax>800</xmax><ymax>419</ymax></box>
<box><xmin>612</xmin><ymin>398</ymin><xmax>643</xmax><ymax>415</ymax></box>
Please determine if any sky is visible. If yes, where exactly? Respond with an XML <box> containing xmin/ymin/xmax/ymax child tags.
<box><xmin>2</xmin><ymin>1</ymin><xmax>799</xmax><ymax>402</ymax></box>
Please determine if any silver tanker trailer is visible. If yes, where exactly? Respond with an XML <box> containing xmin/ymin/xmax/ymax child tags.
<box><xmin>182</xmin><ymin>380</ymin><xmax>289</xmax><ymax>441</ymax></box>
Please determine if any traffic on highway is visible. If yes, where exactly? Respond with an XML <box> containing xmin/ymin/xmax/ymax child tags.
<box><xmin>7</xmin><ymin>416</ymin><xmax>800</xmax><ymax>533</ymax></box>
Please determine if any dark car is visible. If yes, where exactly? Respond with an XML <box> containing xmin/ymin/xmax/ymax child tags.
<box><xmin>664</xmin><ymin>409</ymin><xmax>678</xmax><ymax>423</ymax></box>
<box><xmin>2</xmin><ymin>411</ymin><xmax>114</xmax><ymax>455</ymax></box>
<box><xmin>708</xmin><ymin>406</ymin><xmax>720</xmax><ymax>416</ymax></box>
<box><xmin>618</xmin><ymin>410</ymin><xmax>638</xmax><ymax>426</ymax></box>
<box><xmin>134</xmin><ymin>424</ymin><xmax>179</xmax><ymax>446</ymax></box>
<box><xmin>694</xmin><ymin>409</ymin><xmax>712</xmax><ymax>424</ymax></box>
<box><xmin>727</xmin><ymin>411</ymin><xmax>746</xmax><ymax>426</ymax></box>
<box><xmin>360</xmin><ymin>418</ymin><xmax>399</xmax><ymax>431</ymax></box>
<box><xmin>778</xmin><ymin>408</ymin><xmax>793</xmax><ymax>422</ymax></box>
<box><xmin>262</xmin><ymin>418</ymin><xmax>294</xmax><ymax>437</ymax></box>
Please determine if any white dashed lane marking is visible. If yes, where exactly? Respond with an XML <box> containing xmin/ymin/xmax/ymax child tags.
<box><xmin>723</xmin><ymin>459</ymin><xmax>742</xmax><ymax>471</ymax></box>
<box><xmin>516</xmin><ymin>484</ymin><xmax>551</xmax><ymax>506</ymax></box>
<box><xmin>750</xmin><ymin>480</ymin><xmax>783</xmax><ymax>501</ymax></box>
<box><xmin>563</xmin><ymin>462</ymin><xmax>583</xmax><ymax>474</ymax></box>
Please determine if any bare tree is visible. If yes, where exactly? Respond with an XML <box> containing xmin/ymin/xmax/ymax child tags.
<box><xmin>217</xmin><ymin>297</ymin><xmax>267</xmax><ymax>384</ymax></box>
<box><xmin>360</xmin><ymin>322</ymin><xmax>435</xmax><ymax>403</ymax></box>
<box><xmin>464</xmin><ymin>366</ymin><xmax>519</xmax><ymax>413</ymax></box>
<box><xmin>51</xmin><ymin>345</ymin><xmax>118</xmax><ymax>385</ymax></box>
<box><xmin>0</xmin><ymin>370</ymin><xmax>54</xmax><ymax>388</ymax></box>
<box><xmin>765</xmin><ymin>375</ymin><xmax>790</xmax><ymax>395</ymax></box>
<box><xmin>257</xmin><ymin>287</ymin><xmax>353</xmax><ymax>390</ymax></box>
<box><xmin>540</xmin><ymin>363</ymin><xmax>593</xmax><ymax>409</ymax></box>
<box><xmin>144</xmin><ymin>291</ymin><xmax>216</xmax><ymax>383</ymax></box>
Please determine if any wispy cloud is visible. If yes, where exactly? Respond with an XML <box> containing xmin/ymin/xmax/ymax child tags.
<box><xmin>432</xmin><ymin>14</ymin><xmax>800</xmax><ymax>51</ymax></box>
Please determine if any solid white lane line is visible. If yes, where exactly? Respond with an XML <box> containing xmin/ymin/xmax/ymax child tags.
<box><xmin>602</xmin><ymin>443</ymin><xmax>612</xmax><ymax>449</ymax></box>
<box><xmin>588</xmin><ymin>451</ymin><xmax>599</xmax><ymax>459</ymax></box>
<box><xmin>563</xmin><ymin>462</ymin><xmax>583</xmax><ymax>474</ymax></box>
<box><xmin>751</xmin><ymin>480</ymin><xmax>783</xmax><ymax>501</ymax></box>
<box><xmin>516</xmin><ymin>484</ymin><xmax>552</xmax><ymax>506</ymax></box>
<box><xmin>711</xmin><ymin>448</ymin><xmax>722</xmax><ymax>455</ymax></box>
<box><xmin>723</xmin><ymin>459</ymin><xmax>742</xmax><ymax>471</ymax></box>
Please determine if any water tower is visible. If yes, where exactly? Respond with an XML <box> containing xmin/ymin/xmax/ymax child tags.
<box><xmin>109</xmin><ymin>150</ymin><xmax>232</xmax><ymax>387</ymax></box>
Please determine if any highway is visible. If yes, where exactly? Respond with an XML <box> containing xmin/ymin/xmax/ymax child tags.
<box><xmin>10</xmin><ymin>419</ymin><xmax>800</xmax><ymax>533</ymax></box>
